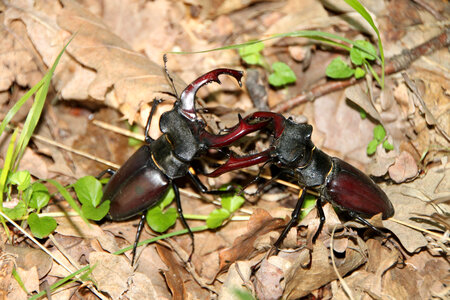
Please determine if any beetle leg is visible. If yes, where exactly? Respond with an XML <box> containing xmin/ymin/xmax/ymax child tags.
<box><xmin>131</xmin><ymin>213</ymin><xmax>147</xmax><ymax>266</ymax></box>
<box><xmin>144</xmin><ymin>99</ymin><xmax>163</xmax><ymax>144</ymax></box>
<box><xmin>96</xmin><ymin>168</ymin><xmax>116</xmax><ymax>179</ymax></box>
<box><xmin>172</xmin><ymin>183</ymin><xmax>194</xmax><ymax>261</ymax></box>
<box><xmin>312</xmin><ymin>197</ymin><xmax>325</xmax><ymax>242</ymax></box>
<box><xmin>273</xmin><ymin>187</ymin><xmax>307</xmax><ymax>253</ymax></box>
<box><xmin>348</xmin><ymin>211</ymin><xmax>386</xmax><ymax>237</ymax></box>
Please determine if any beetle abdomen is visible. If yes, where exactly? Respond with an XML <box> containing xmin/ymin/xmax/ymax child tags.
<box><xmin>324</xmin><ymin>158</ymin><xmax>394</xmax><ymax>218</ymax></box>
<box><xmin>103</xmin><ymin>145</ymin><xmax>170</xmax><ymax>221</ymax></box>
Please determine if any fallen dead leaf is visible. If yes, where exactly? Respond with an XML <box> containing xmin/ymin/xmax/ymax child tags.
<box><xmin>156</xmin><ymin>244</ymin><xmax>187</xmax><ymax>300</ymax></box>
<box><xmin>254</xmin><ymin>258</ymin><xmax>284</xmax><ymax>300</ymax></box>
<box><xmin>55</xmin><ymin>216</ymin><xmax>119</xmax><ymax>254</ymax></box>
<box><xmin>4</xmin><ymin>0</ymin><xmax>185</xmax><ymax>126</ymax></box>
<box><xmin>218</xmin><ymin>261</ymin><xmax>254</xmax><ymax>300</ymax></box>
<box><xmin>218</xmin><ymin>209</ymin><xmax>287</xmax><ymax>273</ymax></box>
<box><xmin>0</xmin><ymin>251</ymin><xmax>15</xmax><ymax>299</ymax></box>
<box><xmin>388</xmin><ymin>150</ymin><xmax>418</xmax><ymax>183</ymax></box>
<box><xmin>283</xmin><ymin>236</ymin><xmax>367</xmax><ymax>299</ymax></box>
<box><xmin>4</xmin><ymin>245</ymin><xmax>52</xmax><ymax>279</ymax></box>
<box><xmin>17</xmin><ymin>148</ymin><xmax>49</xmax><ymax>179</ymax></box>
<box><xmin>89</xmin><ymin>252</ymin><xmax>133</xmax><ymax>300</ymax></box>
<box><xmin>366</xmin><ymin>144</ymin><xmax>397</xmax><ymax>176</ymax></box>
<box><xmin>383</xmin><ymin>166</ymin><xmax>449</xmax><ymax>253</ymax></box>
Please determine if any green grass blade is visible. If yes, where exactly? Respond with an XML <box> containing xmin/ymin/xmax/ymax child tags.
<box><xmin>0</xmin><ymin>129</ymin><xmax>18</xmax><ymax>239</ymax></box>
<box><xmin>344</xmin><ymin>0</ymin><xmax>384</xmax><ymax>88</ymax></box>
<box><xmin>46</xmin><ymin>179</ymin><xmax>89</xmax><ymax>225</ymax></box>
<box><xmin>0</xmin><ymin>80</ymin><xmax>45</xmax><ymax>138</ymax></box>
<box><xmin>0</xmin><ymin>129</ymin><xmax>19</xmax><ymax>205</ymax></box>
<box><xmin>365</xmin><ymin>61</ymin><xmax>382</xmax><ymax>86</ymax></box>
<box><xmin>12</xmin><ymin>37</ymin><xmax>74</xmax><ymax>169</ymax></box>
<box><xmin>12</xmin><ymin>267</ymin><xmax>28</xmax><ymax>294</ymax></box>
<box><xmin>168</xmin><ymin>30</ymin><xmax>377</xmax><ymax>56</ymax></box>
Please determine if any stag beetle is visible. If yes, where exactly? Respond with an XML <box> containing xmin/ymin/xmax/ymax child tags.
<box><xmin>205</xmin><ymin>111</ymin><xmax>395</xmax><ymax>246</ymax></box>
<box><xmin>99</xmin><ymin>64</ymin><xmax>272</xmax><ymax>265</ymax></box>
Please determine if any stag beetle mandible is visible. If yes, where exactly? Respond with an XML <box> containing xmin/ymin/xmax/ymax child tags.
<box><xmin>99</xmin><ymin>62</ymin><xmax>272</xmax><ymax>265</ymax></box>
<box><xmin>206</xmin><ymin>111</ymin><xmax>395</xmax><ymax>246</ymax></box>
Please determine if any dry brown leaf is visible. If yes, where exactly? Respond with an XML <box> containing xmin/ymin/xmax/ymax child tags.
<box><xmin>264</xmin><ymin>0</ymin><xmax>328</xmax><ymax>43</ymax></box>
<box><xmin>6</xmin><ymin>269</ymin><xmax>29</xmax><ymax>300</ymax></box>
<box><xmin>17</xmin><ymin>148</ymin><xmax>49</xmax><ymax>179</ymax></box>
<box><xmin>156</xmin><ymin>244</ymin><xmax>187</xmax><ymax>300</ymax></box>
<box><xmin>383</xmin><ymin>166</ymin><xmax>449</xmax><ymax>253</ymax></box>
<box><xmin>123</xmin><ymin>272</ymin><xmax>172</xmax><ymax>300</ymax></box>
<box><xmin>330</xmin><ymin>238</ymin><xmax>401</xmax><ymax>300</ymax></box>
<box><xmin>314</xmin><ymin>90</ymin><xmax>374</xmax><ymax>166</ymax></box>
<box><xmin>345</xmin><ymin>84</ymin><xmax>382</xmax><ymax>122</ymax></box>
<box><xmin>366</xmin><ymin>144</ymin><xmax>397</xmax><ymax>176</ymax></box>
<box><xmin>12</xmin><ymin>267</ymin><xmax>40</xmax><ymax>295</ymax></box>
<box><xmin>388</xmin><ymin>150</ymin><xmax>418</xmax><ymax>183</ymax></box>
<box><xmin>4</xmin><ymin>0</ymin><xmax>184</xmax><ymax>126</ymax></box>
<box><xmin>254</xmin><ymin>259</ymin><xmax>284</xmax><ymax>300</ymax></box>
<box><xmin>283</xmin><ymin>237</ymin><xmax>367</xmax><ymax>299</ymax></box>
<box><xmin>218</xmin><ymin>209</ymin><xmax>287</xmax><ymax>273</ymax></box>
<box><xmin>190</xmin><ymin>0</ymin><xmax>272</xmax><ymax>19</ymax></box>
<box><xmin>4</xmin><ymin>245</ymin><xmax>52</xmax><ymax>279</ymax></box>
<box><xmin>0</xmin><ymin>252</ymin><xmax>15</xmax><ymax>299</ymax></box>
<box><xmin>55</xmin><ymin>216</ymin><xmax>119</xmax><ymax>254</ymax></box>
<box><xmin>406</xmin><ymin>251</ymin><xmax>450</xmax><ymax>298</ymax></box>
<box><xmin>0</xmin><ymin>17</ymin><xmax>43</xmax><ymax>91</ymax></box>
<box><xmin>218</xmin><ymin>261</ymin><xmax>253</xmax><ymax>300</ymax></box>
<box><xmin>89</xmin><ymin>252</ymin><xmax>133</xmax><ymax>300</ymax></box>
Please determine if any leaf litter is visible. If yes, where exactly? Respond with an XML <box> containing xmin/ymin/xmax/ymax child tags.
<box><xmin>0</xmin><ymin>0</ymin><xmax>449</xmax><ymax>299</ymax></box>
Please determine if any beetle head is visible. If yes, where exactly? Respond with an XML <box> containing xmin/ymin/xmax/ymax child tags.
<box><xmin>272</xmin><ymin>118</ymin><xmax>314</xmax><ymax>168</ymax></box>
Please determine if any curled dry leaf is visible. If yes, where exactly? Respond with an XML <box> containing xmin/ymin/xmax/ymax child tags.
<box><xmin>218</xmin><ymin>208</ymin><xmax>287</xmax><ymax>273</ymax></box>
<box><xmin>388</xmin><ymin>150</ymin><xmax>418</xmax><ymax>183</ymax></box>
<box><xmin>156</xmin><ymin>244</ymin><xmax>210</xmax><ymax>300</ymax></box>
<box><xmin>156</xmin><ymin>244</ymin><xmax>186</xmax><ymax>300</ymax></box>
<box><xmin>366</xmin><ymin>144</ymin><xmax>397</xmax><ymax>176</ymax></box>
<box><xmin>345</xmin><ymin>84</ymin><xmax>382</xmax><ymax>122</ymax></box>
<box><xmin>254</xmin><ymin>259</ymin><xmax>284</xmax><ymax>300</ymax></box>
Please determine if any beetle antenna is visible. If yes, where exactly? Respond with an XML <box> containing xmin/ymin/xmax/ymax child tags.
<box><xmin>163</xmin><ymin>54</ymin><xmax>179</xmax><ymax>99</ymax></box>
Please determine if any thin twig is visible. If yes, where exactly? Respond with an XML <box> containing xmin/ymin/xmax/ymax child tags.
<box><xmin>92</xmin><ymin>120</ymin><xmax>145</xmax><ymax>141</ymax></box>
